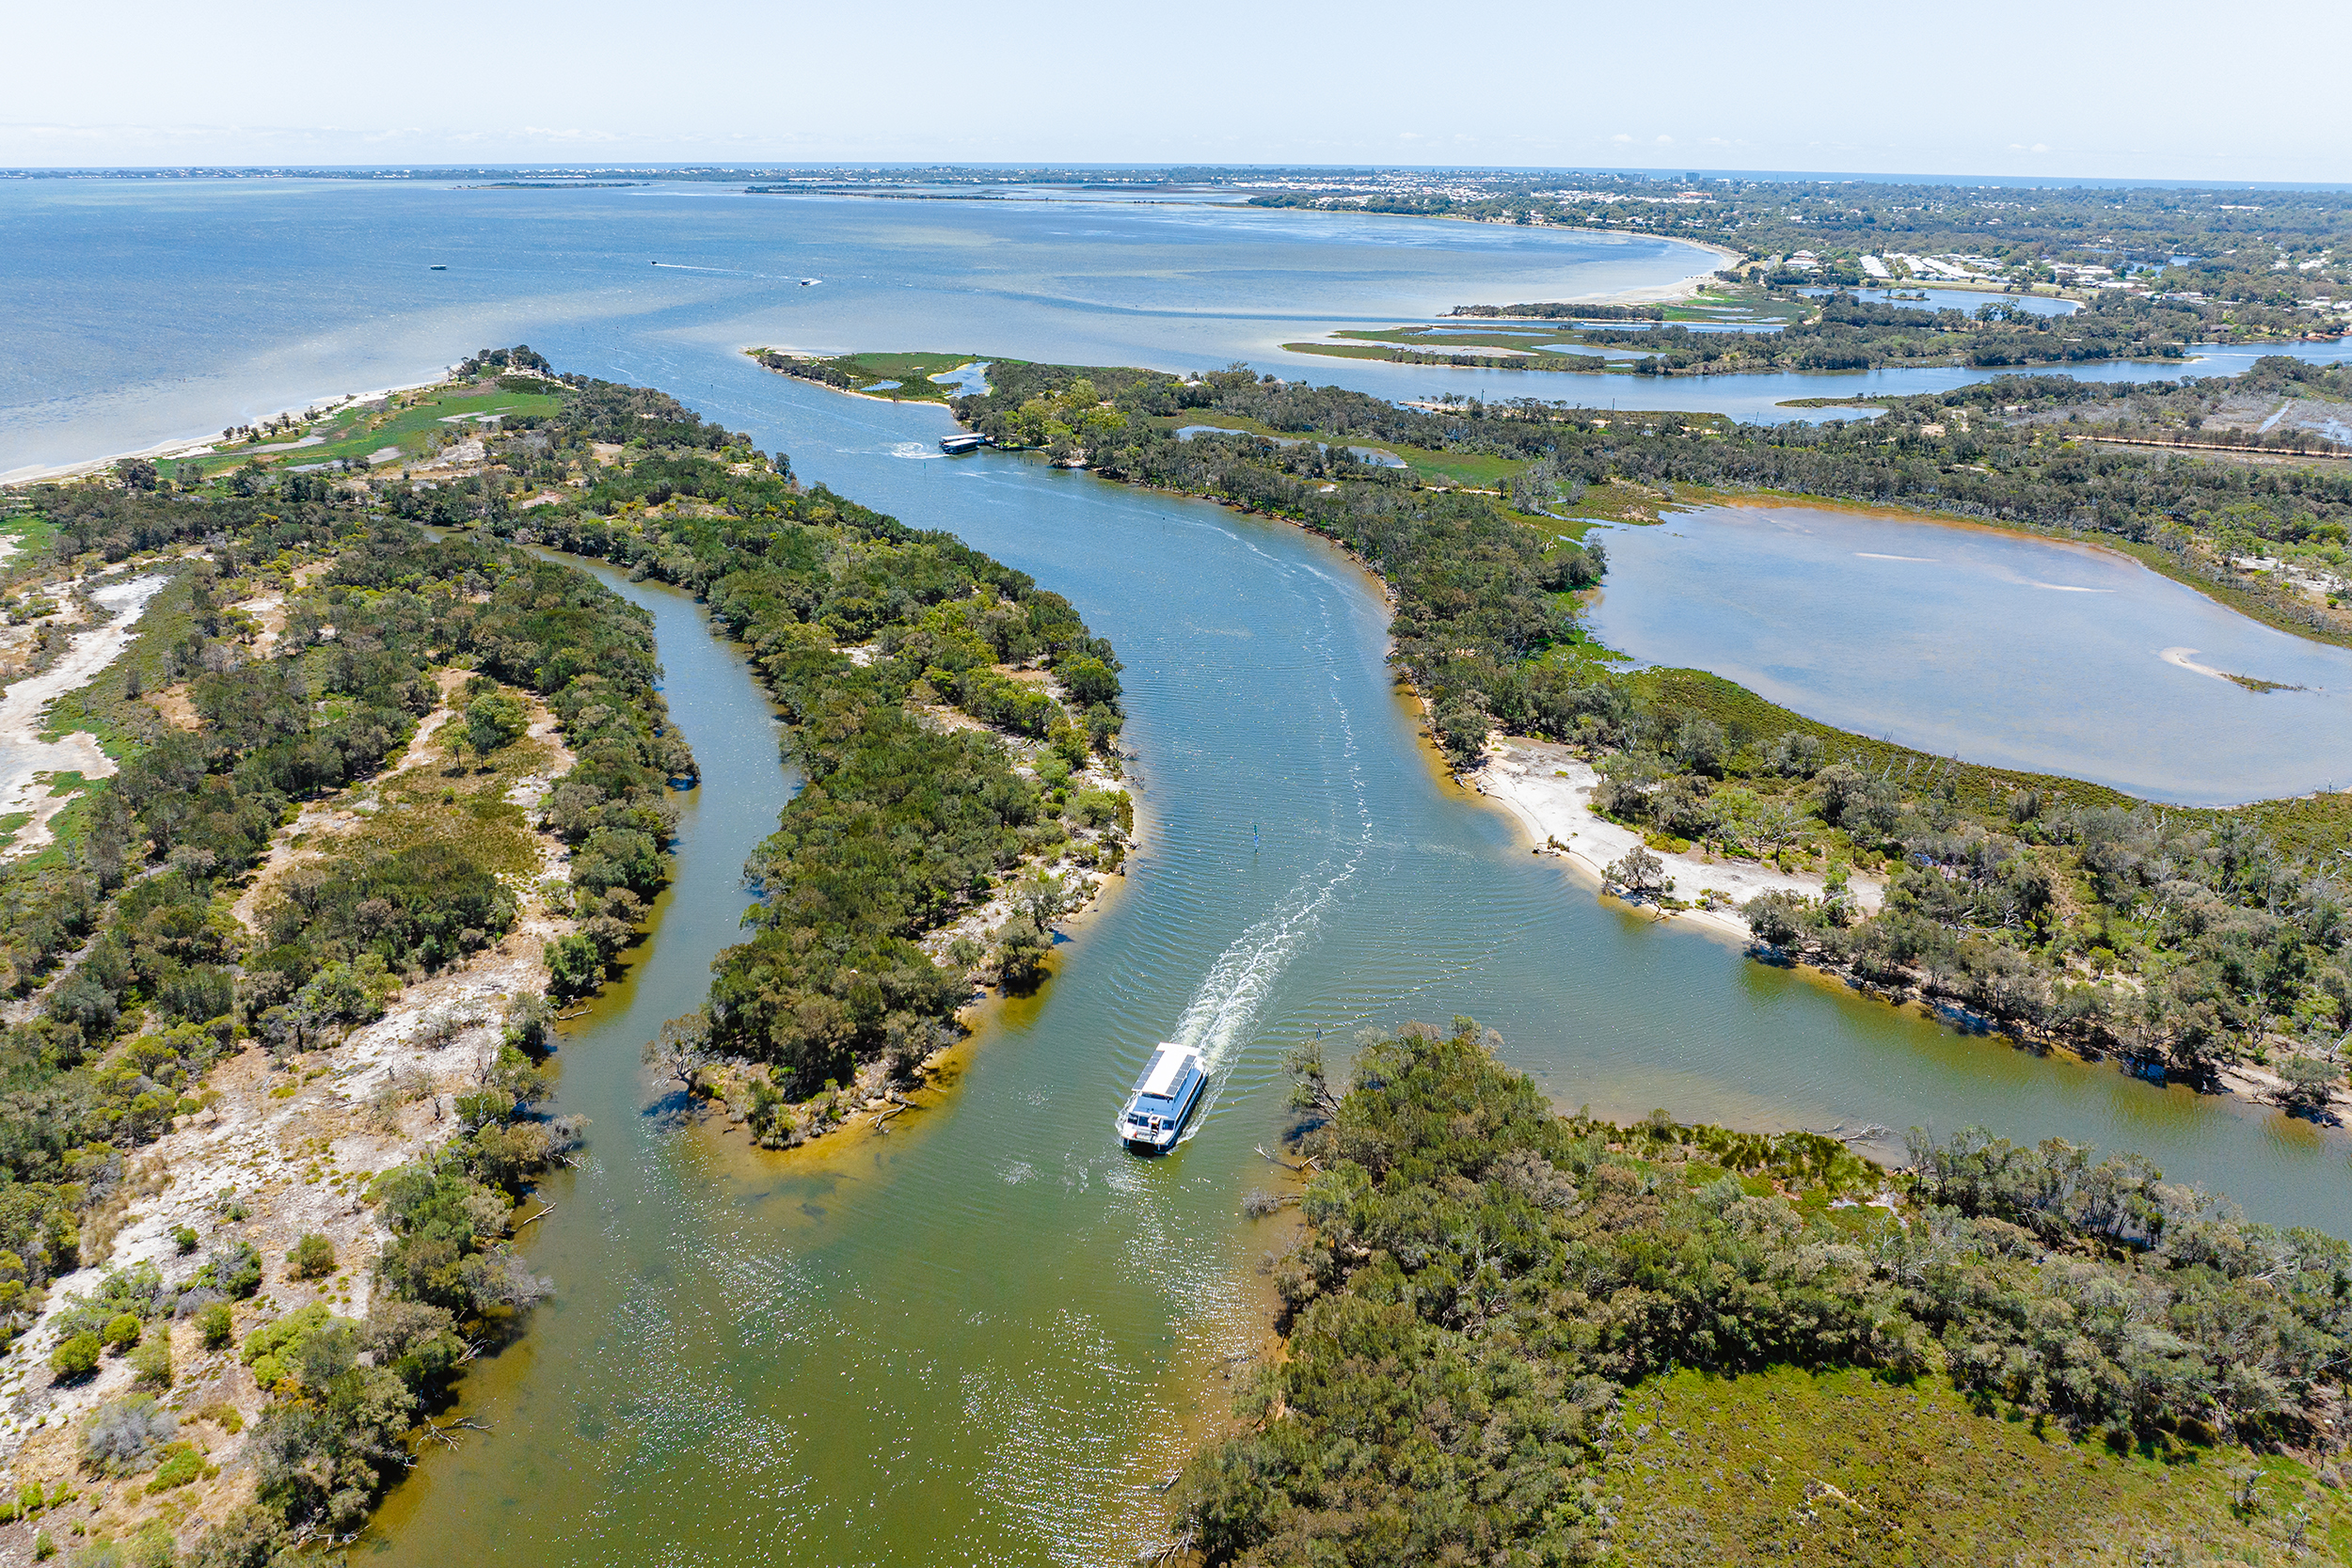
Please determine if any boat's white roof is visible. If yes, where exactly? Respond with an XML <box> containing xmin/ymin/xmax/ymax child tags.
<box><xmin>1140</xmin><ymin>1042</ymin><xmax>1195</xmax><ymax>1096</ymax></box>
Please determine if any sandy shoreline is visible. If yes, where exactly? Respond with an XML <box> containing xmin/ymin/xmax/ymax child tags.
<box><xmin>1468</xmin><ymin>734</ymin><xmax>1883</xmax><ymax>942</ymax></box>
<box><xmin>1598</xmin><ymin>238</ymin><xmax>1745</xmax><ymax>305</ymax></box>
<box><xmin>1</xmin><ymin>374</ymin><xmax>453</xmax><ymax>489</ymax></box>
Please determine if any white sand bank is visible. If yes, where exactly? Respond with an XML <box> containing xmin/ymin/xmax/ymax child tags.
<box><xmin>0</xmin><ymin>573</ymin><xmax>170</xmax><ymax>857</ymax></box>
<box><xmin>1468</xmin><ymin>736</ymin><xmax>1883</xmax><ymax>940</ymax></box>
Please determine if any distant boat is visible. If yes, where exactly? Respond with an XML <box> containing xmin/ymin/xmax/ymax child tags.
<box><xmin>800</xmin><ymin>277</ymin><xmax>820</xmax><ymax>287</ymax></box>
<box><xmin>430</xmin><ymin>264</ymin><xmax>447</xmax><ymax>271</ymax></box>
<box><xmin>1117</xmin><ymin>1042</ymin><xmax>1207</xmax><ymax>1154</ymax></box>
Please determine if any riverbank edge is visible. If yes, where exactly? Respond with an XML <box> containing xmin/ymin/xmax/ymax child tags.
<box><xmin>0</xmin><ymin>526</ymin><xmax>629</xmax><ymax>1558</ymax></box>
<box><xmin>1466</xmin><ymin>734</ymin><xmax>2335</xmax><ymax>1118</ymax></box>
<box><xmin>513</xmin><ymin>501</ymin><xmax>1136</xmax><ymax>1163</ymax></box>
<box><xmin>896</xmin><ymin>372</ymin><xmax>2349</xmax><ymax>1129</ymax></box>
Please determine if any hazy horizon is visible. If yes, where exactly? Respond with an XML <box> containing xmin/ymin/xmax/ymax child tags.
<box><xmin>8</xmin><ymin>0</ymin><xmax>2347</xmax><ymax>182</ymax></box>
<box><xmin>6</xmin><ymin>163</ymin><xmax>2351</xmax><ymax>192</ymax></box>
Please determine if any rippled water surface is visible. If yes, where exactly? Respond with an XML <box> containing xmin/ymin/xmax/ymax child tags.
<box><xmin>11</xmin><ymin>180</ymin><xmax>2352</xmax><ymax>476</ymax></box>
<box><xmin>0</xmin><ymin>179</ymin><xmax>1708</xmax><ymax>476</ymax></box>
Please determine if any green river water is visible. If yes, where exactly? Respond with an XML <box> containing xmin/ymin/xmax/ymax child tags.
<box><xmin>364</xmin><ymin>374</ymin><xmax>2348</xmax><ymax>1568</ymax></box>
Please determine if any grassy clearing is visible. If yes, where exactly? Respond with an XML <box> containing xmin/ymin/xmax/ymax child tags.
<box><xmin>748</xmin><ymin>349</ymin><xmax>981</xmax><ymax>402</ymax></box>
<box><xmin>1281</xmin><ymin>338</ymin><xmax>1618</xmax><ymax>372</ymax></box>
<box><xmin>38</xmin><ymin>560</ymin><xmax>204</xmax><ymax>757</ymax></box>
<box><xmin>190</xmin><ymin>386</ymin><xmax>564</xmax><ymax>476</ymax></box>
<box><xmin>831</xmin><ymin>350</ymin><xmax>981</xmax><ymax>398</ymax></box>
<box><xmin>0</xmin><ymin>510</ymin><xmax>58</xmax><ymax>578</ymax></box>
<box><xmin>1602</xmin><ymin>1364</ymin><xmax>2351</xmax><ymax>1566</ymax></box>
<box><xmin>1386</xmin><ymin>444</ymin><xmax>1521</xmax><ymax>488</ymax></box>
<box><xmin>326</xmin><ymin>696</ymin><xmax>553</xmax><ymax>883</ymax></box>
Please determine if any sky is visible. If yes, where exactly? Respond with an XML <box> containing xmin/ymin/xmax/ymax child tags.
<box><xmin>8</xmin><ymin>0</ymin><xmax>2349</xmax><ymax>184</ymax></box>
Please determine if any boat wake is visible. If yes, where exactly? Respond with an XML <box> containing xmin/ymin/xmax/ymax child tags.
<box><xmin>1165</xmin><ymin>561</ymin><xmax>1375</xmax><ymax>1141</ymax></box>
<box><xmin>1169</xmin><ymin>859</ymin><xmax>1355</xmax><ymax>1080</ymax></box>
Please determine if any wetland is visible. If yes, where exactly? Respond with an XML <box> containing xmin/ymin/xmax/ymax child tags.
<box><xmin>4</xmin><ymin>179</ymin><xmax>2350</xmax><ymax>1566</ymax></box>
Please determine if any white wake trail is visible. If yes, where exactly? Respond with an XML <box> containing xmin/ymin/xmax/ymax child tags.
<box><xmin>1168</xmin><ymin>573</ymin><xmax>1375</xmax><ymax>1138</ymax></box>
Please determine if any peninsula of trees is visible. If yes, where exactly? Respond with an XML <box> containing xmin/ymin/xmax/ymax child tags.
<box><xmin>0</xmin><ymin>351</ymin><xmax>1130</xmax><ymax>1560</ymax></box>
<box><xmin>923</xmin><ymin>354</ymin><xmax>2350</xmax><ymax>1115</ymax></box>
<box><xmin>1172</xmin><ymin>1022</ymin><xmax>2352</xmax><ymax>1564</ymax></box>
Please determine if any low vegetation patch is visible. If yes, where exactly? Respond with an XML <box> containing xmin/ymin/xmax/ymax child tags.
<box><xmin>1174</xmin><ymin>1022</ymin><xmax>2352</xmax><ymax>1565</ymax></box>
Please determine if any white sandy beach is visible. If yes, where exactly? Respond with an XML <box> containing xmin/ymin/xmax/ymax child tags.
<box><xmin>0</xmin><ymin>571</ymin><xmax>169</xmax><ymax>858</ymax></box>
<box><xmin>0</xmin><ymin>376</ymin><xmax>451</xmax><ymax>489</ymax></box>
<box><xmin>1468</xmin><ymin>734</ymin><xmax>1883</xmax><ymax>941</ymax></box>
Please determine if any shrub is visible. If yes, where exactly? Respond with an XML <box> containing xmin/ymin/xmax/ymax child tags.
<box><xmin>101</xmin><ymin>1312</ymin><xmax>142</xmax><ymax>1351</ymax></box>
<box><xmin>463</xmin><ymin>689</ymin><xmax>531</xmax><ymax>758</ymax></box>
<box><xmin>545</xmin><ymin>932</ymin><xmax>600</xmax><ymax>999</ymax></box>
<box><xmin>199</xmin><ymin>1302</ymin><xmax>233</xmax><ymax>1351</ymax></box>
<box><xmin>146</xmin><ymin>1444</ymin><xmax>204</xmax><ymax>1494</ymax></box>
<box><xmin>241</xmin><ymin>1303</ymin><xmax>329</xmax><ymax>1372</ymax></box>
<box><xmin>81</xmin><ymin>1394</ymin><xmax>176</xmax><ymax>1474</ymax></box>
<box><xmin>286</xmin><ymin>1233</ymin><xmax>336</xmax><ymax>1281</ymax></box>
<box><xmin>195</xmin><ymin>1239</ymin><xmax>262</xmax><ymax>1299</ymax></box>
<box><xmin>171</xmin><ymin>1225</ymin><xmax>199</xmax><ymax>1256</ymax></box>
<box><xmin>49</xmin><ymin>1334</ymin><xmax>101</xmax><ymax>1380</ymax></box>
<box><xmin>129</xmin><ymin>1336</ymin><xmax>172</xmax><ymax>1388</ymax></box>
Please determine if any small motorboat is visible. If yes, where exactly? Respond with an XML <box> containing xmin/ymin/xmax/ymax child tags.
<box><xmin>1117</xmin><ymin>1042</ymin><xmax>1207</xmax><ymax>1154</ymax></box>
<box><xmin>429</xmin><ymin>264</ymin><xmax>447</xmax><ymax>271</ymax></box>
<box><xmin>800</xmin><ymin>277</ymin><xmax>821</xmax><ymax>287</ymax></box>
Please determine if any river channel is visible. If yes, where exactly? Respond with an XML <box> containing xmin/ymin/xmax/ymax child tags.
<box><xmin>7</xmin><ymin>181</ymin><xmax>2348</xmax><ymax>1563</ymax></box>
<box><xmin>357</xmin><ymin>352</ymin><xmax>2348</xmax><ymax>1567</ymax></box>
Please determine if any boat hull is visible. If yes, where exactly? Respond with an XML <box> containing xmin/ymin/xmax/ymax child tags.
<box><xmin>1117</xmin><ymin>1043</ymin><xmax>1206</xmax><ymax>1154</ymax></box>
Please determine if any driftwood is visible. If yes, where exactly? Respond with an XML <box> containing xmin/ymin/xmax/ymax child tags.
<box><xmin>1143</xmin><ymin>1526</ymin><xmax>1199</xmax><ymax>1566</ymax></box>
<box><xmin>420</xmin><ymin>1415</ymin><xmax>491</xmax><ymax>1451</ymax></box>
<box><xmin>516</xmin><ymin>1203</ymin><xmax>556</xmax><ymax>1227</ymax></box>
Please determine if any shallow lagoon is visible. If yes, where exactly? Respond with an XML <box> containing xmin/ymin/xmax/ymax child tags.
<box><xmin>1586</xmin><ymin>502</ymin><xmax>2352</xmax><ymax>802</ymax></box>
<box><xmin>0</xmin><ymin>179</ymin><xmax>1710</xmax><ymax>477</ymax></box>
